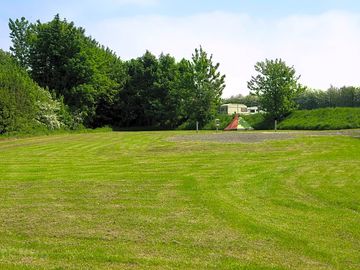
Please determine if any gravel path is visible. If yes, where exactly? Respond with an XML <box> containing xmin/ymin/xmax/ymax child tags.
<box><xmin>169</xmin><ymin>130</ymin><xmax>360</xmax><ymax>143</ymax></box>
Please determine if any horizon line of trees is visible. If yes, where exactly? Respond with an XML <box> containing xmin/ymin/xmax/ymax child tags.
<box><xmin>2</xmin><ymin>14</ymin><xmax>359</xmax><ymax>134</ymax></box>
<box><xmin>224</xmin><ymin>85</ymin><xmax>360</xmax><ymax>110</ymax></box>
<box><xmin>4</xmin><ymin>14</ymin><xmax>225</xmax><ymax>133</ymax></box>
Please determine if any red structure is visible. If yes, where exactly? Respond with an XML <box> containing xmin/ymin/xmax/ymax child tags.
<box><xmin>224</xmin><ymin>114</ymin><xmax>239</xmax><ymax>131</ymax></box>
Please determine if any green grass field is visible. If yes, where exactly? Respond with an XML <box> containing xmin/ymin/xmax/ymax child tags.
<box><xmin>0</xmin><ymin>131</ymin><xmax>359</xmax><ymax>269</ymax></box>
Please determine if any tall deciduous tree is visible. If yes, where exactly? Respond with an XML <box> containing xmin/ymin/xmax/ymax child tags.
<box><xmin>113</xmin><ymin>51</ymin><xmax>159</xmax><ymax>127</ymax></box>
<box><xmin>154</xmin><ymin>53</ymin><xmax>180</xmax><ymax>128</ymax></box>
<box><xmin>9</xmin><ymin>15</ymin><xmax>127</xmax><ymax>127</ymax></box>
<box><xmin>28</xmin><ymin>14</ymin><xmax>92</xmax><ymax>94</ymax></box>
<box><xmin>184</xmin><ymin>46</ymin><xmax>226</xmax><ymax>127</ymax></box>
<box><xmin>8</xmin><ymin>17</ymin><xmax>30</xmax><ymax>69</ymax></box>
<box><xmin>248</xmin><ymin>59</ymin><xmax>305</xmax><ymax>125</ymax></box>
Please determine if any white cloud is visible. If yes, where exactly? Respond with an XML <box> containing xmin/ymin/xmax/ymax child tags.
<box><xmin>87</xmin><ymin>10</ymin><xmax>360</xmax><ymax>97</ymax></box>
<box><xmin>271</xmin><ymin>11</ymin><xmax>360</xmax><ymax>93</ymax></box>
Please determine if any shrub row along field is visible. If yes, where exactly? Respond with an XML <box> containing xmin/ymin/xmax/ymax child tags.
<box><xmin>0</xmin><ymin>131</ymin><xmax>359</xmax><ymax>269</ymax></box>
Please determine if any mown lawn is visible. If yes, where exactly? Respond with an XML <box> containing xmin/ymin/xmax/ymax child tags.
<box><xmin>0</xmin><ymin>131</ymin><xmax>359</xmax><ymax>269</ymax></box>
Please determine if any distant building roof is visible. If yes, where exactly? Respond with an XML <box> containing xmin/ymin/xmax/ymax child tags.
<box><xmin>221</xmin><ymin>103</ymin><xmax>247</xmax><ymax>107</ymax></box>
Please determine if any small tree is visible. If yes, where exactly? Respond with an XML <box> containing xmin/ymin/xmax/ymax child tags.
<box><xmin>184</xmin><ymin>46</ymin><xmax>226</xmax><ymax>127</ymax></box>
<box><xmin>248</xmin><ymin>59</ymin><xmax>305</xmax><ymax>130</ymax></box>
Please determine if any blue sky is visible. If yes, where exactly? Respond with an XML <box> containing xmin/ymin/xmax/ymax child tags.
<box><xmin>1</xmin><ymin>0</ymin><xmax>360</xmax><ymax>96</ymax></box>
<box><xmin>2</xmin><ymin>0</ymin><xmax>360</xmax><ymax>19</ymax></box>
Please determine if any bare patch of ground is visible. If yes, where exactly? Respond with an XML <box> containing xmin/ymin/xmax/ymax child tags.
<box><xmin>169</xmin><ymin>129</ymin><xmax>360</xmax><ymax>143</ymax></box>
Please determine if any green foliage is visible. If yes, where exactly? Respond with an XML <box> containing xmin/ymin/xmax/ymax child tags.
<box><xmin>238</xmin><ymin>117</ymin><xmax>253</xmax><ymax>130</ymax></box>
<box><xmin>173</xmin><ymin>58</ymin><xmax>194</xmax><ymax>127</ymax></box>
<box><xmin>243</xmin><ymin>108</ymin><xmax>360</xmax><ymax>130</ymax></box>
<box><xmin>199</xmin><ymin>114</ymin><xmax>233</xmax><ymax>130</ymax></box>
<box><xmin>82</xmin><ymin>42</ymin><xmax>127</xmax><ymax>127</ymax></box>
<box><xmin>0</xmin><ymin>50</ymin><xmax>34</xmax><ymax>133</ymax></box>
<box><xmin>28</xmin><ymin>15</ymin><xmax>92</xmax><ymax>93</ymax></box>
<box><xmin>184</xmin><ymin>46</ymin><xmax>226</xmax><ymax>127</ymax></box>
<box><xmin>0</xmin><ymin>49</ymin><xmax>70</xmax><ymax>133</ymax></box>
<box><xmin>242</xmin><ymin>113</ymin><xmax>274</xmax><ymax>130</ymax></box>
<box><xmin>155</xmin><ymin>53</ymin><xmax>182</xmax><ymax>128</ymax></box>
<box><xmin>114</xmin><ymin>51</ymin><xmax>160</xmax><ymax>127</ymax></box>
<box><xmin>114</xmin><ymin>48</ymin><xmax>225</xmax><ymax>130</ymax></box>
<box><xmin>8</xmin><ymin>17</ymin><xmax>30</xmax><ymax>68</ymax></box>
<box><xmin>248</xmin><ymin>59</ymin><xmax>305</xmax><ymax>120</ymax></box>
<box><xmin>8</xmin><ymin>16</ymin><xmax>225</xmax><ymax>131</ymax></box>
<box><xmin>296</xmin><ymin>86</ymin><xmax>360</xmax><ymax>109</ymax></box>
<box><xmin>34</xmin><ymin>88</ymin><xmax>63</xmax><ymax>129</ymax></box>
<box><xmin>8</xmin><ymin>14</ymin><xmax>127</xmax><ymax>127</ymax></box>
<box><xmin>278</xmin><ymin>107</ymin><xmax>360</xmax><ymax>130</ymax></box>
<box><xmin>9</xmin><ymin>14</ymin><xmax>360</xmax><ymax>134</ymax></box>
<box><xmin>222</xmin><ymin>93</ymin><xmax>259</xmax><ymax>107</ymax></box>
<box><xmin>200</xmin><ymin>113</ymin><xmax>254</xmax><ymax>131</ymax></box>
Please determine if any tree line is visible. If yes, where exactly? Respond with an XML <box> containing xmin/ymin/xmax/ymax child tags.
<box><xmin>3</xmin><ymin>14</ymin><xmax>359</xmax><ymax>134</ymax></box>
<box><xmin>5</xmin><ymin>14</ymin><xmax>225</xmax><ymax>132</ymax></box>
<box><xmin>296</xmin><ymin>86</ymin><xmax>360</xmax><ymax>109</ymax></box>
<box><xmin>224</xmin><ymin>85</ymin><xmax>360</xmax><ymax>112</ymax></box>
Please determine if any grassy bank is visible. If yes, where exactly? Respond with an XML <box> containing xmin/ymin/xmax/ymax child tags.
<box><xmin>278</xmin><ymin>107</ymin><xmax>360</xmax><ymax>130</ymax></box>
<box><xmin>242</xmin><ymin>113</ymin><xmax>274</xmax><ymax>130</ymax></box>
<box><xmin>0</xmin><ymin>126</ymin><xmax>112</xmax><ymax>140</ymax></box>
<box><xmin>0</xmin><ymin>131</ymin><xmax>359</xmax><ymax>269</ymax></box>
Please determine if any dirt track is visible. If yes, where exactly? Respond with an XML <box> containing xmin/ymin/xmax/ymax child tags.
<box><xmin>170</xmin><ymin>130</ymin><xmax>360</xmax><ymax>143</ymax></box>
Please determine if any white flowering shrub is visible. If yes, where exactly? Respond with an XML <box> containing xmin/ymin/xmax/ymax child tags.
<box><xmin>35</xmin><ymin>88</ymin><xmax>63</xmax><ymax>130</ymax></box>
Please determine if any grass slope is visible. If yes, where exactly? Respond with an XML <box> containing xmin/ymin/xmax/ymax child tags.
<box><xmin>242</xmin><ymin>113</ymin><xmax>274</xmax><ymax>130</ymax></box>
<box><xmin>278</xmin><ymin>107</ymin><xmax>360</xmax><ymax>130</ymax></box>
<box><xmin>0</xmin><ymin>131</ymin><xmax>359</xmax><ymax>269</ymax></box>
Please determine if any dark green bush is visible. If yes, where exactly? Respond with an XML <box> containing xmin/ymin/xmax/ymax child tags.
<box><xmin>0</xmin><ymin>50</ymin><xmax>38</xmax><ymax>133</ymax></box>
<box><xmin>0</xmin><ymin>49</ymin><xmax>72</xmax><ymax>134</ymax></box>
<box><xmin>202</xmin><ymin>114</ymin><xmax>233</xmax><ymax>130</ymax></box>
<box><xmin>242</xmin><ymin>113</ymin><xmax>274</xmax><ymax>130</ymax></box>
